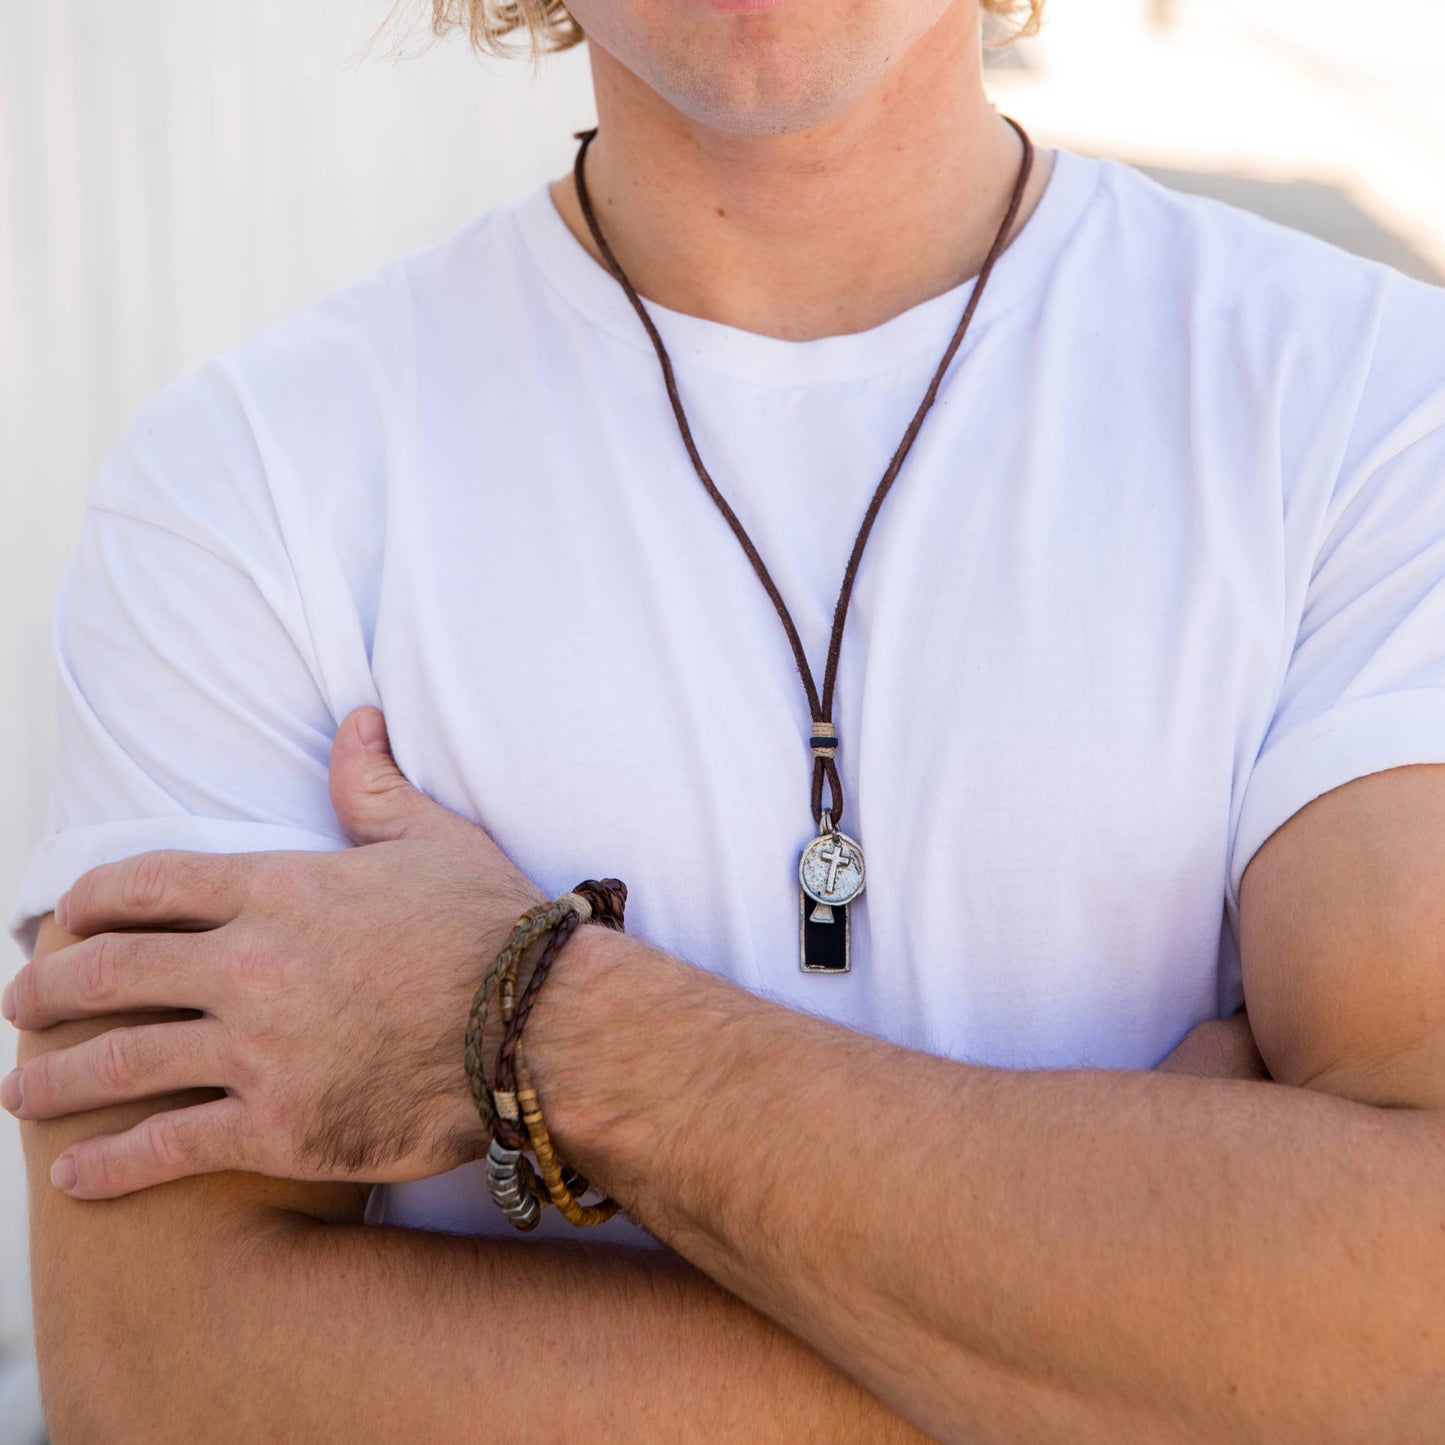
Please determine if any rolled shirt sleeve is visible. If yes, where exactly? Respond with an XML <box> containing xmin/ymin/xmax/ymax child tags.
<box><xmin>7</xmin><ymin>366</ymin><xmax>354</xmax><ymax>959</ymax></box>
<box><xmin>1228</xmin><ymin>284</ymin><xmax>1445</xmax><ymax>912</ymax></box>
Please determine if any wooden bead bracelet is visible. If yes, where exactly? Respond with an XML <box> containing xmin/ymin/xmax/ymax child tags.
<box><xmin>464</xmin><ymin>878</ymin><xmax>627</xmax><ymax>1231</ymax></box>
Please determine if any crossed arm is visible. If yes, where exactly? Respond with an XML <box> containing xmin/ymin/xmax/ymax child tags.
<box><xmin>20</xmin><ymin>987</ymin><xmax>923</xmax><ymax>1442</ymax></box>
<box><xmin>15</xmin><ymin>758</ymin><xmax>1445</xmax><ymax>1442</ymax></box>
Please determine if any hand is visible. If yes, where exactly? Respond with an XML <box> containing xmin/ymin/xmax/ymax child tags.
<box><xmin>1</xmin><ymin>707</ymin><xmax>554</xmax><ymax>1198</ymax></box>
<box><xmin>1155</xmin><ymin>1010</ymin><xmax>1271</xmax><ymax>1081</ymax></box>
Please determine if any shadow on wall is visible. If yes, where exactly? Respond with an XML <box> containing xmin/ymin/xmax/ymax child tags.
<box><xmin>1141</xmin><ymin>166</ymin><xmax>1444</xmax><ymax>284</ymax></box>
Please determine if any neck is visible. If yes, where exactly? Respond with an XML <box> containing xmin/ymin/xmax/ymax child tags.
<box><xmin>550</xmin><ymin>8</ymin><xmax>1051</xmax><ymax>341</ymax></box>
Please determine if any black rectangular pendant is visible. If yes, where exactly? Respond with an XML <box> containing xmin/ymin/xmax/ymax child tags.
<box><xmin>800</xmin><ymin>891</ymin><xmax>851</xmax><ymax>973</ymax></box>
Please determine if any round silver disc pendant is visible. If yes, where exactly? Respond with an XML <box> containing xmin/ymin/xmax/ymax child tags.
<box><xmin>798</xmin><ymin>830</ymin><xmax>866</xmax><ymax>909</ymax></box>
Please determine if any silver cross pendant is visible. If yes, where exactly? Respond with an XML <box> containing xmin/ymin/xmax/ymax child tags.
<box><xmin>797</xmin><ymin>812</ymin><xmax>866</xmax><ymax>973</ymax></box>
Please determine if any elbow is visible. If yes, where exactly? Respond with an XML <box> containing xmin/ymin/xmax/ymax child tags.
<box><xmin>31</xmin><ymin>1250</ymin><xmax>233</xmax><ymax>1445</ymax></box>
<box><xmin>34</xmin><ymin>1313</ymin><xmax>179</xmax><ymax>1445</ymax></box>
<box><xmin>25</xmin><ymin>1173</ymin><xmax>298</xmax><ymax>1444</ymax></box>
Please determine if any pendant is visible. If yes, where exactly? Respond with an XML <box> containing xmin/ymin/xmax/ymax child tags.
<box><xmin>798</xmin><ymin>812</ymin><xmax>866</xmax><ymax>974</ymax></box>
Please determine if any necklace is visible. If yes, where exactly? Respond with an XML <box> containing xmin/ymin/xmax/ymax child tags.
<box><xmin>572</xmin><ymin>119</ymin><xmax>1035</xmax><ymax>973</ymax></box>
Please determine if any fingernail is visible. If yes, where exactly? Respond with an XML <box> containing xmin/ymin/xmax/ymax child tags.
<box><xmin>51</xmin><ymin>1154</ymin><xmax>78</xmax><ymax>1192</ymax></box>
<box><xmin>358</xmin><ymin>709</ymin><xmax>390</xmax><ymax>754</ymax></box>
<box><xmin>56</xmin><ymin>891</ymin><xmax>71</xmax><ymax>930</ymax></box>
<box><xmin>1</xmin><ymin>981</ymin><xmax>14</xmax><ymax>1023</ymax></box>
<box><xmin>0</xmin><ymin>1070</ymin><xmax>21</xmax><ymax>1113</ymax></box>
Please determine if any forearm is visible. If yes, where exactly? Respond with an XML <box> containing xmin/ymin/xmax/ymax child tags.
<box><xmin>21</xmin><ymin>1040</ymin><xmax>922</xmax><ymax>1443</ymax></box>
<box><xmin>241</xmin><ymin>1214</ymin><xmax>926</xmax><ymax>1444</ymax></box>
<box><xmin>533</xmin><ymin>930</ymin><xmax>1445</xmax><ymax>1445</ymax></box>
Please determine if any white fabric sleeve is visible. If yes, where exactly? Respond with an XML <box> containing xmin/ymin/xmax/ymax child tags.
<box><xmin>1228</xmin><ymin>369</ymin><xmax>1445</xmax><ymax>913</ymax></box>
<box><xmin>7</xmin><ymin>367</ymin><xmax>350</xmax><ymax>959</ymax></box>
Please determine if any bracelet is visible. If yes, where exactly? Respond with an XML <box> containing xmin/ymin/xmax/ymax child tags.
<box><xmin>463</xmin><ymin>899</ymin><xmax>568</xmax><ymax>1145</ymax></box>
<box><xmin>465</xmin><ymin>878</ymin><xmax>627</xmax><ymax>1231</ymax></box>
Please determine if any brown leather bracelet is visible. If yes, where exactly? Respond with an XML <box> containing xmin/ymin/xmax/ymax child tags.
<box><xmin>494</xmin><ymin>877</ymin><xmax>627</xmax><ymax>1133</ymax></box>
<box><xmin>466</xmin><ymin>878</ymin><xmax>627</xmax><ymax>1230</ymax></box>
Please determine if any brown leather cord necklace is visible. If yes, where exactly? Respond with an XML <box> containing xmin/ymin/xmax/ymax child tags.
<box><xmin>572</xmin><ymin>118</ymin><xmax>1035</xmax><ymax>973</ymax></box>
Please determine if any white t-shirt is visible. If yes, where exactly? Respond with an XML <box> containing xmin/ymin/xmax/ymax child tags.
<box><xmin>11</xmin><ymin>148</ymin><xmax>1445</xmax><ymax>1248</ymax></box>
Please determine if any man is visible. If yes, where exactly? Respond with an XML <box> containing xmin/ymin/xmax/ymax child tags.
<box><xmin>5</xmin><ymin>0</ymin><xmax>1445</xmax><ymax>1436</ymax></box>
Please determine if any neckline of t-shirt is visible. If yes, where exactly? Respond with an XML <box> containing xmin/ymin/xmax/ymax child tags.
<box><xmin>506</xmin><ymin>144</ymin><xmax>1100</xmax><ymax>387</ymax></box>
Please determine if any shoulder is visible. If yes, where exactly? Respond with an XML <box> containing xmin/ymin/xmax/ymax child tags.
<box><xmin>217</xmin><ymin>188</ymin><xmax>532</xmax><ymax>414</ymax></box>
<box><xmin>1078</xmin><ymin>154</ymin><xmax>1444</xmax><ymax>351</ymax></box>
<box><xmin>1072</xmin><ymin>153</ymin><xmax>1445</xmax><ymax>482</ymax></box>
<box><xmin>1082</xmin><ymin>154</ymin><xmax>1435</xmax><ymax>314</ymax></box>
<box><xmin>89</xmin><ymin>192</ymin><xmax>538</xmax><ymax>549</ymax></box>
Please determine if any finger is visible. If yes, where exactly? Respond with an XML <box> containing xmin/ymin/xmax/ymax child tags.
<box><xmin>329</xmin><ymin>706</ymin><xmax>471</xmax><ymax>846</ymax></box>
<box><xmin>61</xmin><ymin>849</ymin><xmax>256</xmax><ymax>935</ymax></box>
<box><xmin>1156</xmin><ymin>1015</ymin><xmax>1268</xmax><ymax>1080</ymax></box>
<box><xmin>8</xmin><ymin>930</ymin><xmax>220</xmax><ymax>1031</ymax></box>
<box><xmin>49</xmin><ymin>1097</ymin><xmax>249</xmax><ymax>1199</ymax></box>
<box><xmin>1220</xmin><ymin>1012</ymin><xmax>1269</xmax><ymax>1079</ymax></box>
<box><xmin>11</xmin><ymin>1020</ymin><xmax>223</xmax><ymax>1121</ymax></box>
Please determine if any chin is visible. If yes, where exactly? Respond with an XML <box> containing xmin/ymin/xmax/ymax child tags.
<box><xmin>577</xmin><ymin>0</ymin><xmax>951</xmax><ymax>138</ymax></box>
<box><xmin>661</xmin><ymin>55</ymin><xmax>887</xmax><ymax>137</ymax></box>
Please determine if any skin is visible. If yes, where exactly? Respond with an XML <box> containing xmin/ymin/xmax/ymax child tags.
<box><xmin>5</xmin><ymin>0</ymin><xmax>1444</xmax><ymax>1436</ymax></box>
<box><xmin>548</xmin><ymin>0</ymin><xmax>1053</xmax><ymax>339</ymax></box>
<box><xmin>9</xmin><ymin>716</ymin><xmax>1445</xmax><ymax>1443</ymax></box>
<box><xmin>9</xmin><ymin>713</ymin><xmax>1268</xmax><ymax>1445</ymax></box>
<box><xmin>12</xmin><ymin>716</ymin><xmax>938</xmax><ymax>1443</ymax></box>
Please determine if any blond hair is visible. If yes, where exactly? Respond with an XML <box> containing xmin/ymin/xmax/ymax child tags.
<box><xmin>420</xmin><ymin>0</ymin><xmax>1044</xmax><ymax>59</ymax></box>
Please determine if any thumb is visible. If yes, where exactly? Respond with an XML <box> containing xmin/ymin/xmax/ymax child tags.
<box><xmin>329</xmin><ymin>707</ymin><xmax>454</xmax><ymax>846</ymax></box>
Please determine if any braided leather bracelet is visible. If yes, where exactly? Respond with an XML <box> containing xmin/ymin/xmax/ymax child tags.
<box><xmin>464</xmin><ymin>879</ymin><xmax>627</xmax><ymax>1230</ymax></box>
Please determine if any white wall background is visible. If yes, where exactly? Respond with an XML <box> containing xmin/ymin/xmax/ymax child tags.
<box><xmin>1</xmin><ymin>3</ymin><xmax>593</xmax><ymax>1435</ymax></box>
<box><xmin>3</xmin><ymin>0</ymin><xmax>1442</xmax><ymax>1438</ymax></box>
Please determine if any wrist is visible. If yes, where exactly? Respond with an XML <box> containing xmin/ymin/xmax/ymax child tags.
<box><xmin>520</xmin><ymin>920</ymin><xmax>664</xmax><ymax>1200</ymax></box>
